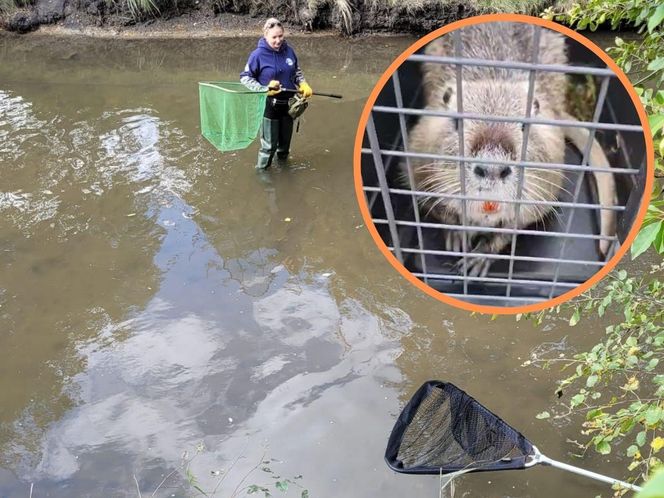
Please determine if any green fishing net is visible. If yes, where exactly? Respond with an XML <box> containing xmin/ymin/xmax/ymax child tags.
<box><xmin>199</xmin><ymin>82</ymin><xmax>267</xmax><ymax>152</ymax></box>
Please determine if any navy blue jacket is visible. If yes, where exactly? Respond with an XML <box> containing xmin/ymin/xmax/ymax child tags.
<box><xmin>240</xmin><ymin>38</ymin><xmax>306</xmax><ymax>93</ymax></box>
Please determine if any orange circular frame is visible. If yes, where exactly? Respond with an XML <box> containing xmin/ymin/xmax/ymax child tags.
<box><xmin>353</xmin><ymin>13</ymin><xmax>654</xmax><ymax>315</ymax></box>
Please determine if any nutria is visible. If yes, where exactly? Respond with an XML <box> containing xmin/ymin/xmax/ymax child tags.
<box><xmin>406</xmin><ymin>22</ymin><xmax>617</xmax><ymax>277</ymax></box>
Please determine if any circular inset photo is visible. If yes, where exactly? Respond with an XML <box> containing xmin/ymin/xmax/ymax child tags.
<box><xmin>354</xmin><ymin>14</ymin><xmax>653</xmax><ymax>313</ymax></box>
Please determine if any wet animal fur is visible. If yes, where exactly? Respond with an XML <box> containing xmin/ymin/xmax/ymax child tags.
<box><xmin>406</xmin><ymin>22</ymin><xmax>617</xmax><ymax>277</ymax></box>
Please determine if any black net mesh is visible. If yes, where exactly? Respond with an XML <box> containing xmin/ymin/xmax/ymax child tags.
<box><xmin>385</xmin><ymin>381</ymin><xmax>535</xmax><ymax>474</ymax></box>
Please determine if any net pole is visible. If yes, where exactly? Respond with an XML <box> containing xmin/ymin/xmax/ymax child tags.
<box><xmin>538</xmin><ymin>454</ymin><xmax>642</xmax><ymax>492</ymax></box>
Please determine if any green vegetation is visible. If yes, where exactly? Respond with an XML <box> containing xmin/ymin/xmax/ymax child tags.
<box><xmin>525</xmin><ymin>265</ymin><xmax>664</xmax><ymax>488</ymax></box>
<box><xmin>137</xmin><ymin>443</ymin><xmax>311</xmax><ymax>498</ymax></box>
<box><xmin>544</xmin><ymin>0</ymin><xmax>664</xmax><ymax>182</ymax></box>
<box><xmin>529</xmin><ymin>3</ymin><xmax>664</xmax><ymax>493</ymax></box>
<box><xmin>636</xmin><ymin>468</ymin><xmax>664</xmax><ymax>497</ymax></box>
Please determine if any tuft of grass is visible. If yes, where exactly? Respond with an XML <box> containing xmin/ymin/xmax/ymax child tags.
<box><xmin>474</xmin><ymin>0</ymin><xmax>551</xmax><ymax>14</ymax></box>
<box><xmin>334</xmin><ymin>0</ymin><xmax>352</xmax><ymax>33</ymax></box>
<box><xmin>105</xmin><ymin>0</ymin><xmax>160</xmax><ymax>19</ymax></box>
<box><xmin>0</xmin><ymin>0</ymin><xmax>33</xmax><ymax>14</ymax></box>
<box><xmin>126</xmin><ymin>0</ymin><xmax>161</xmax><ymax>17</ymax></box>
<box><xmin>0</xmin><ymin>0</ymin><xmax>13</xmax><ymax>14</ymax></box>
<box><xmin>307</xmin><ymin>0</ymin><xmax>353</xmax><ymax>34</ymax></box>
<box><xmin>358</xmin><ymin>0</ymin><xmax>552</xmax><ymax>16</ymax></box>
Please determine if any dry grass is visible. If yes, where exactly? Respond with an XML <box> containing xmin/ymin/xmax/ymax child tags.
<box><xmin>0</xmin><ymin>0</ymin><xmax>33</xmax><ymax>14</ymax></box>
<box><xmin>334</xmin><ymin>0</ymin><xmax>352</xmax><ymax>33</ymax></box>
<box><xmin>388</xmin><ymin>0</ymin><xmax>551</xmax><ymax>13</ymax></box>
<box><xmin>105</xmin><ymin>0</ymin><xmax>160</xmax><ymax>19</ymax></box>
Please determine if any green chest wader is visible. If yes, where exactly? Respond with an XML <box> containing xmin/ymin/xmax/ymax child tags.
<box><xmin>257</xmin><ymin>96</ymin><xmax>294</xmax><ymax>170</ymax></box>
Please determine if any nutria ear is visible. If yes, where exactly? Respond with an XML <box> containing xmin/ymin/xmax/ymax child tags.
<box><xmin>442</xmin><ymin>87</ymin><xmax>454</xmax><ymax>105</ymax></box>
<box><xmin>519</xmin><ymin>80</ymin><xmax>541</xmax><ymax>116</ymax></box>
<box><xmin>532</xmin><ymin>98</ymin><xmax>540</xmax><ymax>116</ymax></box>
<box><xmin>424</xmin><ymin>38</ymin><xmax>447</xmax><ymax>56</ymax></box>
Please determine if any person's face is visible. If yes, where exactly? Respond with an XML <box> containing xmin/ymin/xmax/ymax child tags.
<box><xmin>265</xmin><ymin>26</ymin><xmax>284</xmax><ymax>50</ymax></box>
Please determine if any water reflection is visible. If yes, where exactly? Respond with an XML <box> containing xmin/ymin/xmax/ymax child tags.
<box><xmin>0</xmin><ymin>32</ymin><xmax>643</xmax><ymax>498</ymax></box>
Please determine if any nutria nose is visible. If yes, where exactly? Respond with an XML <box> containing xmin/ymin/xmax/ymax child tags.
<box><xmin>499</xmin><ymin>166</ymin><xmax>512</xmax><ymax>179</ymax></box>
<box><xmin>473</xmin><ymin>165</ymin><xmax>487</xmax><ymax>178</ymax></box>
<box><xmin>473</xmin><ymin>165</ymin><xmax>512</xmax><ymax>180</ymax></box>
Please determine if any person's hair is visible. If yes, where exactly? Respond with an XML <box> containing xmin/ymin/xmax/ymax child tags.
<box><xmin>263</xmin><ymin>17</ymin><xmax>282</xmax><ymax>33</ymax></box>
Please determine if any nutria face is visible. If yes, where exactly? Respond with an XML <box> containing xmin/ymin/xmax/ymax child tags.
<box><xmin>411</xmin><ymin>81</ymin><xmax>567</xmax><ymax>227</ymax></box>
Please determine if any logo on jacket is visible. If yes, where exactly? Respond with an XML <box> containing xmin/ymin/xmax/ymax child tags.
<box><xmin>286</xmin><ymin>58</ymin><xmax>294</xmax><ymax>66</ymax></box>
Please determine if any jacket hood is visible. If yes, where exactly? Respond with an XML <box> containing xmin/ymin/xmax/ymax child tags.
<box><xmin>257</xmin><ymin>37</ymin><xmax>288</xmax><ymax>53</ymax></box>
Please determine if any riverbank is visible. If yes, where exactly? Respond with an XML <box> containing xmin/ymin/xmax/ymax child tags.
<box><xmin>1</xmin><ymin>13</ymin><xmax>338</xmax><ymax>38</ymax></box>
<box><xmin>0</xmin><ymin>0</ymin><xmax>554</xmax><ymax>36</ymax></box>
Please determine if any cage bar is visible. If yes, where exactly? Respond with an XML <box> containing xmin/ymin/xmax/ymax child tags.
<box><xmin>393</xmin><ymin>71</ymin><xmax>429</xmax><ymax>283</ymax></box>
<box><xmin>360</xmin><ymin>25</ymin><xmax>646</xmax><ymax>307</ymax></box>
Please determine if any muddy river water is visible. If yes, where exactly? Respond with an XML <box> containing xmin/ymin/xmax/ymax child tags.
<box><xmin>0</xmin><ymin>33</ymin><xmax>647</xmax><ymax>497</ymax></box>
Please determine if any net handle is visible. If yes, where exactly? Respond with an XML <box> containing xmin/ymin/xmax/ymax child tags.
<box><xmin>199</xmin><ymin>81</ymin><xmax>343</xmax><ymax>98</ymax></box>
<box><xmin>199</xmin><ymin>82</ymin><xmax>261</xmax><ymax>94</ymax></box>
<box><xmin>270</xmin><ymin>86</ymin><xmax>343</xmax><ymax>99</ymax></box>
<box><xmin>530</xmin><ymin>448</ymin><xmax>642</xmax><ymax>492</ymax></box>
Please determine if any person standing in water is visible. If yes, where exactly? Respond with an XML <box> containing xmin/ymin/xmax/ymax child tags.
<box><xmin>240</xmin><ymin>18</ymin><xmax>313</xmax><ymax>170</ymax></box>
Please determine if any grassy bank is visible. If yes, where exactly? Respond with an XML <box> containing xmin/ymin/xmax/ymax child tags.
<box><xmin>0</xmin><ymin>0</ymin><xmax>554</xmax><ymax>35</ymax></box>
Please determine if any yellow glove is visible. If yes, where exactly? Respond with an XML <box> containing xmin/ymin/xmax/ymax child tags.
<box><xmin>298</xmin><ymin>81</ymin><xmax>313</xmax><ymax>98</ymax></box>
<box><xmin>267</xmin><ymin>80</ymin><xmax>282</xmax><ymax>96</ymax></box>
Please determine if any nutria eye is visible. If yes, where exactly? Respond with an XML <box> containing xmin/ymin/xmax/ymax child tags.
<box><xmin>500</xmin><ymin>166</ymin><xmax>512</xmax><ymax>179</ymax></box>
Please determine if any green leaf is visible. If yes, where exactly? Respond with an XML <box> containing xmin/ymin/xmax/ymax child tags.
<box><xmin>587</xmin><ymin>408</ymin><xmax>604</xmax><ymax>420</ymax></box>
<box><xmin>637</xmin><ymin>431</ymin><xmax>647</xmax><ymax>447</ymax></box>
<box><xmin>596</xmin><ymin>440</ymin><xmax>612</xmax><ymax>455</ymax></box>
<box><xmin>647</xmin><ymin>57</ymin><xmax>664</xmax><ymax>72</ymax></box>
<box><xmin>627</xmin><ymin>445</ymin><xmax>640</xmax><ymax>457</ymax></box>
<box><xmin>536</xmin><ymin>411</ymin><xmax>551</xmax><ymax>419</ymax></box>
<box><xmin>276</xmin><ymin>481</ymin><xmax>289</xmax><ymax>492</ymax></box>
<box><xmin>656</xmin><ymin>224</ymin><xmax>664</xmax><ymax>254</ymax></box>
<box><xmin>636</xmin><ymin>468</ymin><xmax>664</xmax><ymax>498</ymax></box>
<box><xmin>645</xmin><ymin>407</ymin><xmax>663</xmax><ymax>425</ymax></box>
<box><xmin>618</xmin><ymin>269</ymin><xmax>628</xmax><ymax>280</ymax></box>
<box><xmin>651</xmin><ymin>115</ymin><xmax>664</xmax><ymax>135</ymax></box>
<box><xmin>193</xmin><ymin>485</ymin><xmax>209</xmax><ymax>496</ymax></box>
<box><xmin>621</xmin><ymin>419</ymin><xmax>637</xmax><ymax>434</ymax></box>
<box><xmin>632</xmin><ymin>221</ymin><xmax>663</xmax><ymax>259</ymax></box>
<box><xmin>625</xmin><ymin>58</ymin><xmax>633</xmax><ymax>74</ymax></box>
<box><xmin>571</xmin><ymin>394</ymin><xmax>586</xmax><ymax>408</ymax></box>
<box><xmin>648</xmin><ymin>5</ymin><xmax>664</xmax><ymax>33</ymax></box>
<box><xmin>301</xmin><ymin>491</ymin><xmax>310</xmax><ymax>498</ymax></box>
<box><xmin>569</xmin><ymin>309</ymin><xmax>580</xmax><ymax>327</ymax></box>
<box><xmin>587</xmin><ymin>375</ymin><xmax>599</xmax><ymax>388</ymax></box>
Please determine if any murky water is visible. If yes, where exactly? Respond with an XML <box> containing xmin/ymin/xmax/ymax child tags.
<box><xmin>0</xmin><ymin>32</ymin><xmax>648</xmax><ymax>498</ymax></box>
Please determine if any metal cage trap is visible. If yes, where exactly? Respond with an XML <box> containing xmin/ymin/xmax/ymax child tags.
<box><xmin>360</xmin><ymin>23</ymin><xmax>647</xmax><ymax>307</ymax></box>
